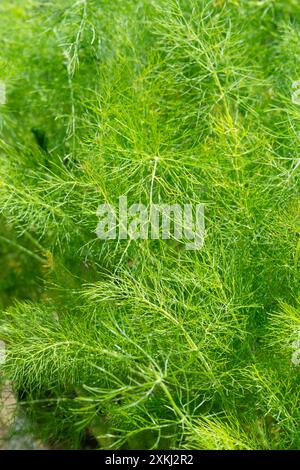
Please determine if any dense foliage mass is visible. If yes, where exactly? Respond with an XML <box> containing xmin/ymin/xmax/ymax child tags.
<box><xmin>0</xmin><ymin>0</ymin><xmax>299</xmax><ymax>449</ymax></box>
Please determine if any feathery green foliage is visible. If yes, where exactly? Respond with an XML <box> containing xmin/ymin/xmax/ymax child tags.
<box><xmin>0</xmin><ymin>0</ymin><xmax>299</xmax><ymax>449</ymax></box>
